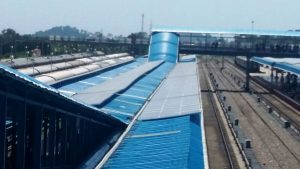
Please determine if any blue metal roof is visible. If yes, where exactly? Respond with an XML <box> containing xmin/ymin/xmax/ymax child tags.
<box><xmin>56</xmin><ymin>58</ymin><xmax>146</xmax><ymax>94</ymax></box>
<box><xmin>140</xmin><ymin>62</ymin><xmax>201</xmax><ymax>120</ymax></box>
<box><xmin>251</xmin><ymin>57</ymin><xmax>275</xmax><ymax>66</ymax></box>
<box><xmin>274</xmin><ymin>62</ymin><xmax>300</xmax><ymax>75</ymax></box>
<box><xmin>97</xmin><ymin>62</ymin><xmax>175</xmax><ymax>123</ymax></box>
<box><xmin>0</xmin><ymin>63</ymin><xmax>125</xmax><ymax>126</ymax></box>
<box><xmin>103</xmin><ymin>114</ymin><xmax>204</xmax><ymax>169</ymax></box>
<box><xmin>102</xmin><ymin>61</ymin><xmax>206</xmax><ymax>169</ymax></box>
<box><xmin>252</xmin><ymin>57</ymin><xmax>300</xmax><ymax>75</ymax></box>
<box><xmin>148</xmin><ymin>32</ymin><xmax>179</xmax><ymax>63</ymax></box>
<box><xmin>153</xmin><ymin>26</ymin><xmax>300</xmax><ymax>37</ymax></box>
<box><xmin>72</xmin><ymin>61</ymin><xmax>163</xmax><ymax>106</ymax></box>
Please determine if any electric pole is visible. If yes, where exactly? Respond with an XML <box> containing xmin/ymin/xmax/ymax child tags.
<box><xmin>141</xmin><ymin>14</ymin><xmax>144</xmax><ymax>33</ymax></box>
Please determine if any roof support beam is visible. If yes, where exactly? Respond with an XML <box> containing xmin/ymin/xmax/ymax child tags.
<box><xmin>0</xmin><ymin>94</ymin><xmax>7</xmax><ymax>169</ymax></box>
<box><xmin>48</xmin><ymin>111</ymin><xmax>56</xmax><ymax>169</ymax></box>
<box><xmin>14</xmin><ymin>100</ymin><xmax>27</xmax><ymax>169</ymax></box>
<box><xmin>33</xmin><ymin>106</ymin><xmax>43</xmax><ymax>169</ymax></box>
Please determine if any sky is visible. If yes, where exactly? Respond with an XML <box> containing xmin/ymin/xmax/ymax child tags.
<box><xmin>1</xmin><ymin>0</ymin><xmax>300</xmax><ymax>36</ymax></box>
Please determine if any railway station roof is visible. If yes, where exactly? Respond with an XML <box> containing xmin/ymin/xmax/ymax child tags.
<box><xmin>139</xmin><ymin>62</ymin><xmax>202</xmax><ymax>120</ymax></box>
<box><xmin>103</xmin><ymin>114</ymin><xmax>205</xmax><ymax>169</ymax></box>
<box><xmin>252</xmin><ymin>57</ymin><xmax>300</xmax><ymax>75</ymax></box>
<box><xmin>152</xmin><ymin>26</ymin><xmax>300</xmax><ymax>37</ymax></box>
<box><xmin>97</xmin><ymin>62</ymin><xmax>175</xmax><ymax>123</ymax></box>
<box><xmin>102</xmin><ymin>60</ymin><xmax>206</xmax><ymax>169</ymax></box>
<box><xmin>55</xmin><ymin>58</ymin><xmax>146</xmax><ymax>94</ymax></box>
<box><xmin>0</xmin><ymin>52</ymin><xmax>94</xmax><ymax>68</ymax></box>
<box><xmin>0</xmin><ymin>63</ymin><xmax>126</xmax><ymax>127</ymax></box>
<box><xmin>72</xmin><ymin>60</ymin><xmax>163</xmax><ymax>105</ymax></box>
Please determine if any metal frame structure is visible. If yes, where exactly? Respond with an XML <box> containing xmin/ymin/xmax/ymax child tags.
<box><xmin>178</xmin><ymin>32</ymin><xmax>300</xmax><ymax>58</ymax></box>
<box><xmin>0</xmin><ymin>38</ymin><xmax>149</xmax><ymax>58</ymax></box>
<box><xmin>151</xmin><ymin>28</ymin><xmax>300</xmax><ymax>91</ymax></box>
<box><xmin>0</xmin><ymin>65</ymin><xmax>126</xmax><ymax>169</ymax></box>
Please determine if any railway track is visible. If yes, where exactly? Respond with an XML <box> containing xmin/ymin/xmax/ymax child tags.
<box><xmin>224</xmin><ymin>60</ymin><xmax>300</xmax><ymax>133</ymax></box>
<box><xmin>207</xmin><ymin>59</ymin><xmax>300</xmax><ymax>168</ymax></box>
<box><xmin>197</xmin><ymin>58</ymin><xmax>236</xmax><ymax>169</ymax></box>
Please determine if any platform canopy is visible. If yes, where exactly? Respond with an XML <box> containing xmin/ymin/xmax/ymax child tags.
<box><xmin>0</xmin><ymin>63</ymin><xmax>126</xmax><ymax>127</ymax></box>
<box><xmin>252</xmin><ymin>57</ymin><xmax>300</xmax><ymax>76</ymax></box>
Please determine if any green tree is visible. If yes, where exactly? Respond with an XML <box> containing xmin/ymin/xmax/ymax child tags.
<box><xmin>1</xmin><ymin>28</ymin><xmax>20</xmax><ymax>42</ymax></box>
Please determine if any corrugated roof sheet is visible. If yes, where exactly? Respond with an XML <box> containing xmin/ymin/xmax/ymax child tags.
<box><xmin>97</xmin><ymin>62</ymin><xmax>175</xmax><ymax>123</ymax></box>
<box><xmin>252</xmin><ymin>57</ymin><xmax>300</xmax><ymax>75</ymax></box>
<box><xmin>56</xmin><ymin>58</ymin><xmax>146</xmax><ymax>95</ymax></box>
<box><xmin>72</xmin><ymin>60</ymin><xmax>163</xmax><ymax>105</ymax></box>
<box><xmin>148</xmin><ymin>32</ymin><xmax>179</xmax><ymax>63</ymax></box>
<box><xmin>251</xmin><ymin>57</ymin><xmax>275</xmax><ymax>66</ymax></box>
<box><xmin>274</xmin><ymin>62</ymin><xmax>300</xmax><ymax>75</ymax></box>
<box><xmin>103</xmin><ymin>114</ymin><xmax>204</xmax><ymax>169</ymax></box>
<box><xmin>139</xmin><ymin>62</ymin><xmax>201</xmax><ymax>120</ymax></box>
<box><xmin>103</xmin><ymin>61</ymin><xmax>205</xmax><ymax>169</ymax></box>
<box><xmin>0</xmin><ymin>52</ymin><xmax>93</xmax><ymax>68</ymax></box>
<box><xmin>0</xmin><ymin>63</ymin><xmax>125</xmax><ymax>126</ymax></box>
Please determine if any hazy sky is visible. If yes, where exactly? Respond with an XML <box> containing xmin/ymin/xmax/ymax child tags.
<box><xmin>1</xmin><ymin>0</ymin><xmax>300</xmax><ymax>36</ymax></box>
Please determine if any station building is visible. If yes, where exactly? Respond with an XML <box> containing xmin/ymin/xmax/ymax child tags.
<box><xmin>0</xmin><ymin>31</ymin><xmax>207</xmax><ymax>169</ymax></box>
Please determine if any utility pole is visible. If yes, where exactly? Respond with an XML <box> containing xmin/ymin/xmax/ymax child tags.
<box><xmin>141</xmin><ymin>14</ymin><xmax>144</xmax><ymax>32</ymax></box>
<box><xmin>149</xmin><ymin>20</ymin><xmax>153</xmax><ymax>35</ymax></box>
<box><xmin>251</xmin><ymin>20</ymin><xmax>255</xmax><ymax>49</ymax></box>
<box><xmin>222</xmin><ymin>56</ymin><xmax>224</xmax><ymax>69</ymax></box>
<box><xmin>245</xmin><ymin>55</ymin><xmax>251</xmax><ymax>91</ymax></box>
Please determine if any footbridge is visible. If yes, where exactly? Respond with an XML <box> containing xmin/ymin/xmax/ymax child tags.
<box><xmin>149</xmin><ymin>26</ymin><xmax>300</xmax><ymax>90</ymax></box>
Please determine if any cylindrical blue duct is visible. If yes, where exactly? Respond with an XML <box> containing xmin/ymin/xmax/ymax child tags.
<box><xmin>148</xmin><ymin>32</ymin><xmax>179</xmax><ymax>63</ymax></box>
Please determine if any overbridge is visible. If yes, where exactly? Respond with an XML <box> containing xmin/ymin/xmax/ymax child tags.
<box><xmin>150</xmin><ymin>26</ymin><xmax>300</xmax><ymax>90</ymax></box>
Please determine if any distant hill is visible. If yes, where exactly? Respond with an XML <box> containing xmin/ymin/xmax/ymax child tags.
<box><xmin>34</xmin><ymin>26</ymin><xmax>89</xmax><ymax>38</ymax></box>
